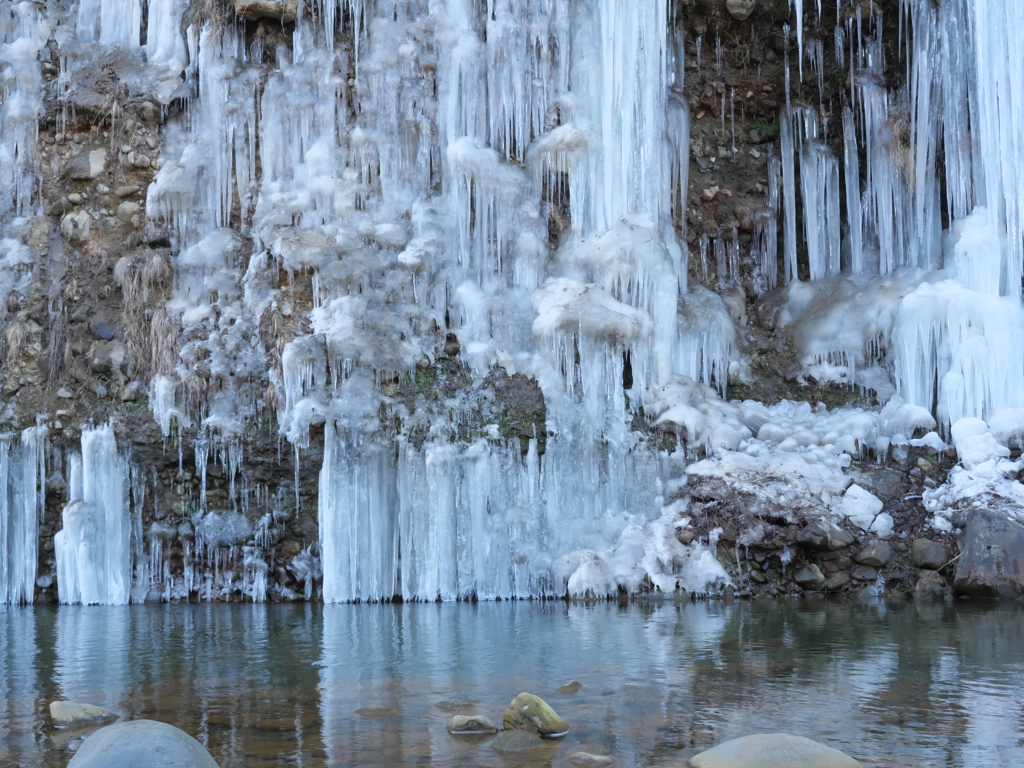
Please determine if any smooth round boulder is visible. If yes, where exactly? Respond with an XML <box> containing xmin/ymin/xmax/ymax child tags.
<box><xmin>447</xmin><ymin>715</ymin><xmax>499</xmax><ymax>734</ymax></box>
<box><xmin>502</xmin><ymin>692</ymin><xmax>569</xmax><ymax>738</ymax></box>
<box><xmin>569</xmin><ymin>751</ymin><xmax>616</xmax><ymax>768</ymax></box>
<box><xmin>67</xmin><ymin>719</ymin><xmax>219</xmax><ymax>768</ymax></box>
<box><xmin>690</xmin><ymin>733</ymin><xmax>862</xmax><ymax>768</ymax></box>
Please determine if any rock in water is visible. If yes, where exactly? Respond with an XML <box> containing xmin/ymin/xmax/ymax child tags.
<box><xmin>49</xmin><ymin>701</ymin><xmax>116</xmax><ymax>728</ymax></box>
<box><xmin>67</xmin><ymin>720</ymin><xmax>219</xmax><ymax>768</ymax></box>
<box><xmin>354</xmin><ymin>706</ymin><xmax>394</xmax><ymax>719</ymax></box>
<box><xmin>569</xmin><ymin>752</ymin><xmax>616</xmax><ymax>768</ymax></box>
<box><xmin>954</xmin><ymin>509</ymin><xmax>1024</xmax><ymax>599</ymax></box>
<box><xmin>690</xmin><ymin>733</ymin><xmax>862</xmax><ymax>768</ymax></box>
<box><xmin>557</xmin><ymin>680</ymin><xmax>583</xmax><ymax>694</ymax></box>
<box><xmin>447</xmin><ymin>715</ymin><xmax>499</xmax><ymax>734</ymax></box>
<box><xmin>502</xmin><ymin>692</ymin><xmax>569</xmax><ymax>738</ymax></box>
<box><xmin>491</xmin><ymin>730</ymin><xmax>545</xmax><ymax>754</ymax></box>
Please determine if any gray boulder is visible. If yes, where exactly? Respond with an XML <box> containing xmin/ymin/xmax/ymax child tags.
<box><xmin>793</xmin><ymin>564</ymin><xmax>825</xmax><ymax>591</ymax></box>
<box><xmin>911</xmin><ymin>539</ymin><xmax>949</xmax><ymax>570</ymax></box>
<box><xmin>67</xmin><ymin>720</ymin><xmax>219</xmax><ymax>768</ymax></box>
<box><xmin>690</xmin><ymin>733</ymin><xmax>862</xmax><ymax>768</ymax></box>
<box><xmin>954</xmin><ymin>509</ymin><xmax>1024</xmax><ymax>599</ymax></box>
<box><xmin>569</xmin><ymin>752</ymin><xmax>616</xmax><ymax>768</ymax></box>
<box><xmin>49</xmin><ymin>701</ymin><xmax>116</xmax><ymax>728</ymax></box>
<box><xmin>853</xmin><ymin>540</ymin><xmax>892</xmax><ymax>568</ymax></box>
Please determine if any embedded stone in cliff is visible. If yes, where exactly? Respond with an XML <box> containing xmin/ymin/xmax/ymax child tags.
<box><xmin>60</xmin><ymin>210</ymin><xmax>92</xmax><ymax>241</ymax></box>
<box><xmin>49</xmin><ymin>701</ymin><xmax>117</xmax><ymax>728</ymax></box>
<box><xmin>234</xmin><ymin>0</ymin><xmax>297</xmax><ymax>23</ymax></box>
<box><xmin>911</xmin><ymin>539</ymin><xmax>949</xmax><ymax>570</ymax></box>
<box><xmin>954</xmin><ymin>509</ymin><xmax>1024</xmax><ymax>599</ymax></box>
<box><xmin>91</xmin><ymin>341</ymin><xmax>126</xmax><ymax>375</ymax></box>
<box><xmin>67</xmin><ymin>148</ymin><xmax>108</xmax><ymax>180</ymax></box>
<box><xmin>67</xmin><ymin>720</ymin><xmax>219</xmax><ymax>768</ymax></box>
<box><xmin>690</xmin><ymin>733</ymin><xmax>862</xmax><ymax>768</ymax></box>
<box><xmin>853</xmin><ymin>540</ymin><xmax>892</xmax><ymax>568</ymax></box>
<box><xmin>446</xmin><ymin>715</ymin><xmax>498</xmax><ymax>735</ymax></box>
<box><xmin>793</xmin><ymin>564</ymin><xmax>825</xmax><ymax>591</ymax></box>
<box><xmin>725</xmin><ymin>0</ymin><xmax>757</xmax><ymax>21</ymax></box>
<box><xmin>502</xmin><ymin>692</ymin><xmax>568</xmax><ymax>738</ymax></box>
<box><xmin>88</xmin><ymin>319</ymin><xmax>115</xmax><ymax>341</ymax></box>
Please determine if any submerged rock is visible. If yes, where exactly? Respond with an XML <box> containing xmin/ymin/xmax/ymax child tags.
<box><xmin>502</xmin><ymin>692</ymin><xmax>569</xmax><ymax>738</ymax></box>
<box><xmin>569</xmin><ymin>751</ymin><xmax>616</xmax><ymax>768</ymax></box>
<box><xmin>49</xmin><ymin>701</ymin><xmax>116</xmax><ymax>728</ymax></box>
<box><xmin>491</xmin><ymin>729</ymin><xmax>545</xmax><ymax>754</ymax></box>
<box><xmin>354</xmin><ymin>706</ymin><xmax>394</xmax><ymax>719</ymax></box>
<box><xmin>954</xmin><ymin>509</ymin><xmax>1024</xmax><ymax>599</ymax></box>
<box><xmin>66</xmin><ymin>719</ymin><xmax>219</xmax><ymax>768</ymax></box>
<box><xmin>434</xmin><ymin>696</ymin><xmax>477</xmax><ymax>712</ymax></box>
<box><xmin>915</xmin><ymin>570</ymin><xmax>950</xmax><ymax>600</ymax></box>
<box><xmin>556</xmin><ymin>680</ymin><xmax>583</xmax><ymax>694</ymax></box>
<box><xmin>689</xmin><ymin>733</ymin><xmax>862</xmax><ymax>768</ymax></box>
<box><xmin>446</xmin><ymin>715</ymin><xmax>498</xmax><ymax>734</ymax></box>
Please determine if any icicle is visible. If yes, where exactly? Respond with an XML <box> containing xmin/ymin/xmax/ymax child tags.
<box><xmin>0</xmin><ymin>425</ymin><xmax>46</xmax><ymax>605</ymax></box>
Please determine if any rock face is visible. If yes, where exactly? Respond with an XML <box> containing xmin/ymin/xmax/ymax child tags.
<box><xmin>66</xmin><ymin>720</ymin><xmax>219</xmax><ymax>768</ymax></box>
<box><xmin>954</xmin><ymin>510</ymin><xmax>1024</xmax><ymax>599</ymax></box>
<box><xmin>49</xmin><ymin>701</ymin><xmax>116</xmax><ymax>728</ymax></box>
<box><xmin>446</xmin><ymin>715</ymin><xmax>498</xmax><ymax>734</ymax></box>
<box><xmin>911</xmin><ymin>538</ymin><xmax>949</xmax><ymax>570</ymax></box>
<box><xmin>502</xmin><ymin>692</ymin><xmax>569</xmax><ymax>738</ymax></box>
<box><xmin>690</xmin><ymin>733</ymin><xmax>863</xmax><ymax>768</ymax></box>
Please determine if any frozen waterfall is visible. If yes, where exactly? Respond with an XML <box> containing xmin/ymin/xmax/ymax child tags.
<box><xmin>3</xmin><ymin>0</ymin><xmax>1024</xmax><ymax>603</ymax></box>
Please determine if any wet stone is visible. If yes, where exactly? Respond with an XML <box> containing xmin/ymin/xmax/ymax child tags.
<box><xmin>569</xmin><ymin>752</ymin><xmax>616</xmax><ymax>768</ymax></box>
<box><xmin>556</xmin><ymin>680</ymin><xmax>583</xmax><ymax>694</ymax></box>
<box><xmin>447</xmin><ymin>715</ymin><xmax>498</xmax><ymax>734</ymax></box>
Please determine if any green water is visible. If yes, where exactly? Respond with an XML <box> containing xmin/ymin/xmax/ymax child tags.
<box><xmin>1</xmin><ymin>599</ymin><xmax>1022</xmax><ymax>767</ymax></box>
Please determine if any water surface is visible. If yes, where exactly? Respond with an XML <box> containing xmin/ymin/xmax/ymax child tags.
<box><xmin>1</xmin><ymin>599</ymin><xmax>1022</xmax><ymax>767</ymax></box>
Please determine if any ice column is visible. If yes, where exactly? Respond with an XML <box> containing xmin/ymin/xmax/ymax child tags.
<box><xmin>0</xmin><ymin>426</ymin><xmax>45</xmax><ymax>605</ymax></box>
<box><xmin>55</xmin><ymin>425</ymin><xmax>131</xmax><ymax>605</ymax></box>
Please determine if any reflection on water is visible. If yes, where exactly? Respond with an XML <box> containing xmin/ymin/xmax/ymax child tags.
<box><xmin>0</xmin><ymin>599</ymin><xmax>1022</xmax><ymax>767</ymax></box>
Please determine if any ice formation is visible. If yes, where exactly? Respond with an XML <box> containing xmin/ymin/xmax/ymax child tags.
<box><xmin>55</xmin><ymin>426</ymin><xmax>132</xmax><ymax>605</ymax></box>
<box><xmin>3</xmin><ymin>0</ymin><xmax>1024</xmax><ymax>602</ymax></box>
<box><xmin>0</xmin><ymin>426</ymin><xmax>45</xmax><ymax>604</ymax></box>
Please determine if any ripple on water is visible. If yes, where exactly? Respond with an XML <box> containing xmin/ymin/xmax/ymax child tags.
<box><xmin>0</xmin><ymin>600</ymin><xmax>1022</xmax><ymax>768</ymax></box>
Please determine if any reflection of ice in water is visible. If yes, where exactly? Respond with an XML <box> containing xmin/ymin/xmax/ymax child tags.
<box><xmin>54</xmin><ymin>607</ymin><xmax>132</xmax><ymax>711</ymax></box>
<box><xmin>0</xmin><ymin>608</ymin><xmax>38</xmax><ymax>759</ymax></box>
